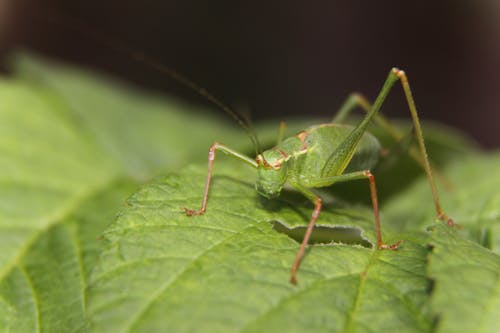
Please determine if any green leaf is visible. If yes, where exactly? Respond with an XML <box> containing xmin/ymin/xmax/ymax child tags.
<box><xmin>86</xmin><ymin>164</ymin><xmax>433</xmax><ymax>333</ymax></box>
<box><xmin>0</xmin><ymin>53</ymin><xmax>252</xmax><ymax>332</ymax></box>
<box><xmin>0</xmin><ymin>77</ymin><xmax>130</xmax><ymax>331</ymax></box>
<box><xmin>2</xmin><ymin>52</ymin><xmax>498</xmax><ymax>332</ymax></box>
<box><xmin>428</xmin><ymin>224</ymin><xmax>500</xmax><ymax>333</ymax></box>
<box><xmin>383</xmin><ymin>154</ymin><xmax>500</xmax><ymax>252</ymax></box>
<box><xmin>0</xmin><ymin>181</ymin><xmax>136</xmax><ymax>332</ymax></box>
<box><xmin>0</xmin><ymin>53</ymin><xmax>325</xmax><ymax>332</ymax></box>
<box><xmin>11</xmin><ymin>53</ymin><xmax>252</xmax><ymax>180</ymax></box>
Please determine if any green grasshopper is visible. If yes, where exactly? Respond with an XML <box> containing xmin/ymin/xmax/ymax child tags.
<box><xmin>44</xmin><ymin>13</ymin><xmax>455</xmax><ymax>284</ymax></box>
<box><xmin>184</xmin><ymin>68</ymin><xmax>455</xmax><ymax>284</ymax></box>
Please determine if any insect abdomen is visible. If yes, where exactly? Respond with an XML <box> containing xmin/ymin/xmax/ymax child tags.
<box><xmin>292</xmin><ymin>124</ymin><xmax>381</xmax><ymax>187</ymax></box>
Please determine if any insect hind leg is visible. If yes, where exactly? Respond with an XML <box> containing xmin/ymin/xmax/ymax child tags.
<box><xmin>332</xmin><ymin>93</ymin><xmax>370</xmax><ymax>124</ymax></box>
<box><xmin>333</xmin><ymin>70</ymin><xmax>456</xmax><ymax>228</ymax></box>
<box><xmin>392</xmin><ymin>69</ymin><xmax>455</xmax><ymax>227</ymax></box>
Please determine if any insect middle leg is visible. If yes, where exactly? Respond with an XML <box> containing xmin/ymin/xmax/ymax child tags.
<box><xmin>289</xmin><ymin>171</ymin><xmax>401</xmax><ymax>284</ymax></box>
<box><xmin>288</xmin><ymin>184</ymin><xmax>322</xmax><ymax>285</ymax></box>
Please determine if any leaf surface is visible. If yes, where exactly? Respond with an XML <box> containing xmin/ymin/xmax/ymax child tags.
<box><xmin>86</xmin><ymin>165</ymin><xmax>433</xmax><ymax>333</ymax></box>
<box><xmin>1</xmin><ymin>52</ymin><xmax>498</xmax><ymax>333</ymax></box>
<box><xmin>0</xmin><ymin>53</ymin><xmax>251</xmax><ymax>332</ymax></box>
<box><xmin>11</xmin><ymin>53</ymin><xmax>250</xmax><ymax>180</ymax></box>
<box><xmin>0</xmin><ymin>77</ymin><xmax>131</xmax><ymax>332</ymax></box>
<box><xmin>428</xmin><ymin>225</ymin><xmax>500</xmax><ymax>333</ymax></box>
<box><xmin>384</xmin><ymin>154</ymin><xmax>500</xmax><ymax>252</ymax></box>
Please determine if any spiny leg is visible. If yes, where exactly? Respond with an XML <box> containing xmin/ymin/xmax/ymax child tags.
<box><xmin>333</xmin><ymin>93</ymin><xmax>420</xmax><ymax>165</ymax></box>
<box><xmin>332</xmin><ymin>93</ymin><xmax>371</xmax><ymax>124</ymax></box>
<box><xmin>289</xmin><ymin>170</ymin><xmax>402</xmax><ymax>285</ymax></box>
<box><xmin>393</xmin><ymin>69</ymin><xmax>455</xmax><ymax>226</ymax></box>
<box><xmin>334</xmin><ymin>92</ymin><xmax>453</xmax><ymax>190</ymax></box>
<box><xmin>330</xmin><ymin>69</ymin><xmax>455</xmax><ymax>227</ymax></box>
<box><xmin>333</xmin><ymin>93</ymin><xmax>415</xmax><ymax>162</ymax></box>
<box><xmin>363</xmin><ymin>170</ymin><xmax>402</xmax><ymax>249</ymax></box>
<box><xmin>184</xmin><ymin>142</ymin><xmax>257</xmax><ymax>216</ymax></box>
<box><xmin>334</xmin><ymin>93</ymin><xmax>422</xmax><ymax>163</ymax></box>
<box><xmin>333</xmin><ymin>93</ymin><xmax>407</xmax><ymax>140</ymax></box>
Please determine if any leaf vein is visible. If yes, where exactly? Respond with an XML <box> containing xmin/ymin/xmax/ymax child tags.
<box><xmin>123</xmin><ymin>222</ymin><xmax>267</xmax><ymax>333</ymax></box>
<box><xmin>18</xmin><ymin>266</ymin><xmax>41</xmax><ymax>333</ymax></box>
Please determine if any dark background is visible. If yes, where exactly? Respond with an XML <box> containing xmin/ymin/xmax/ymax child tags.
<box><xmin>1</xmin><ymin>0</ymin><xmax>499</xmax><ymax>148</ymax></box>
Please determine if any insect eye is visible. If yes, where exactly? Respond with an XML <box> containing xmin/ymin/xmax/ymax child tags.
<box><xmin>256</xmin><ymin>155</ymin><xmax>276</xmax><ymax>169</ymax></box>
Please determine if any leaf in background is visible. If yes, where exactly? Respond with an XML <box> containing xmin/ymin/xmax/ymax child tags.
<box><xmin>2</xmin><ymin>52</ymin><xmax>497</xmax><ymax>332</ymax></box>
<box><xmin>383</xmin><ymin>154</ymin><xmax>500</xmax><ymax>252</ymax></box>
<box><xmin>11</xmin><ymin>53</ymin><xmax>253</xmax><ymax>180</ymax></box>
<box><xmin>0</xmin><ymin>53</ymin><xmax>334</xmax><ymax>332</ymax></box>
<box><xmin>0</xmin><ymin>53</ymin><xmax>252</xmax><ymax>332</ymax></box>
<box><xmin>86</xmin><ymin>164</ymin><xmax>433</xmax><ymax>333</ymax></box>
<box><xmin>427</xmin><ymin>224</ymin><xmax>500</xmax><ymax>333</ymax></box>
<box><xmin>0</xmin><ymin>78</ymin><xmax>121</xmax><ymax>332</ymax></box>
<box><xmin>330</xmin><ymin>119</ymin><xmax>477</xmax><ymax>205</ymax></box>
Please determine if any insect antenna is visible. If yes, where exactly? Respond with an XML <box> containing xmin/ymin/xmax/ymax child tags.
<box><xmin>129</xmin><ymin>52</ymin><xmax>262</xmax><ymax>155</ymax></box>
<box><xmin>37</xmin><ymin>10</ymin><xmax>262</xmax><ymax>155</ymax></box>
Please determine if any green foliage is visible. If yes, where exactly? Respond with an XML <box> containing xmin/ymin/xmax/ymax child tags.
<box><xmin>0</xmin><ymin>53</ymin><xmax>499</xmax><ymax>332</ymax></box>
<box><xmin>428</xmin><ymin>225</ymin><xmax>500</xmax><ymax>333</ymax></box>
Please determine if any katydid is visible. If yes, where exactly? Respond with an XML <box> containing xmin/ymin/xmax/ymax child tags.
<box><xmin>184</xmin><ymin>68</ymin><xmax>456</xmax><ymax>285</ymax></box>
<box><xmin>43</xmin><ymin>14</ymin><xmax>455</xmax><ymax>284</ymax></box>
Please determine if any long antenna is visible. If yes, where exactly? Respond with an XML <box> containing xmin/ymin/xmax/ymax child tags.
<box><xmin>130</xmin><ymin>52</ymin><xmax>262</xmax><ymax>154</ymax></box>
<box><xmin>37</xmin><ymin>11</ymin><xmax>262</xmax><ymax>154</ymax></box>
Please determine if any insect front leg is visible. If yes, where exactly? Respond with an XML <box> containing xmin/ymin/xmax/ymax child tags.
<box><xmin>184</xmin><ymin>142</ymin><xmax>257</xmax><ymax>216</ymax></box>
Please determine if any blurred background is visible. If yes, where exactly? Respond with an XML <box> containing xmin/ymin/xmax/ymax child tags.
<box><xmin>1</xmin><ymin>0</ymin><xmax>499</xmax><ymax>148</ymax></box>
